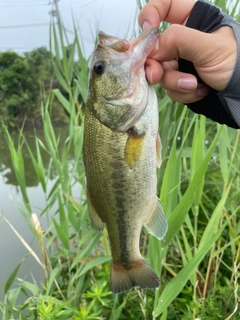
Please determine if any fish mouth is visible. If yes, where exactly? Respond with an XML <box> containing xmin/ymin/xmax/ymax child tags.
<box><xmin>130</xmin><ymin>28</ymin><xmax>160</xmax><ymax>52</ymax></box>
<box><xmin>98</xmin><ymin>28</ymin><xmax>160</xmax><ymax>68</ymax></box>
<box><xmin>105</xmin><ymin>29</ymin><xmax>160</xmax><ymax>104</ymax></box>
<box><xmin>94</xmin><ymin>29</ymin><xmax>160</xmax><ymax>131</ymax></box>
<box><xmin>128</xmin><ymin>28</ymin><xmax>160</xmax><ymax>70</ymax></box>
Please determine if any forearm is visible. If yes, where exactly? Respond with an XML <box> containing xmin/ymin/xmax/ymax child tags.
<box><xmin>179</xmin><ymin>0</ymin><xmax>240</xmax><ymax>128</ymax></box>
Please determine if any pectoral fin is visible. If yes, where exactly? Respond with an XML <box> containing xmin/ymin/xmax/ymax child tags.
<box><xmin>87</xmin><ymin>190</ymin><xmax>105</xmax><ymax>231</ymax></box>
<box><xmin>144</xmin><ymin>198</ymin><xmax>168</xmax><ymax>240</ymax></box>
<box><xmin>124</xmin><ymin>129</ymin><xmax>145</xmax><ymax>168</ymax></box>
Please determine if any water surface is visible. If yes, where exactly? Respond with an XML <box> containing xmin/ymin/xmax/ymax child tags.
<box><xmin>0</xmin><ymin>126</ymin><xmax>80</xmax><ymax>306</ymax></box>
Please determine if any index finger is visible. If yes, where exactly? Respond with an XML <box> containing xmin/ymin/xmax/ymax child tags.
<box><xmin>138</xmin><ymin>0</ymin><xmax>195</xmax><ymax>29</ymax></box>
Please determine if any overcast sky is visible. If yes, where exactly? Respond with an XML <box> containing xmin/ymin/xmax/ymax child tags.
<box><xmin>0</xmin><ymin>0</ymin><xmax>141</xmax><ymax>58</ymax></box>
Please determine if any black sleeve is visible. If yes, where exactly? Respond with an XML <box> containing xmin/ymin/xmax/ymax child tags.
<box><xmin>178</xmin><ymin>0</ymin><xmax>240</xmax><ymax>129</ymax></box>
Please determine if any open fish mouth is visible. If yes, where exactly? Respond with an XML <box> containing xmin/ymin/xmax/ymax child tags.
<box><xmin>98</xmin><ymin>27</ymin><xmax>160</xmax><ymax>69</ymax></box>
<box><xmin>105</xmin><ymin>28</ymin><xmax>160</xmax><ymax>105</ymax></box>
<box><xmin>89</xmin><ymin>28</ymin><xmax>160</xmax><ymax>132</ymax></box>
<box><xmin>129</xmin><ymin>28</ymin><xmax>160</xmax><ymax>55</ymax></box>
<box><xmin>128</xmin><ymin>27</ymin><xmax>160</xmax><ymax>71</ymax></box>
<box><xmin>101</xmin><ymin>28</ymin><xmax>160</xmax><ymax>131</ymax></box>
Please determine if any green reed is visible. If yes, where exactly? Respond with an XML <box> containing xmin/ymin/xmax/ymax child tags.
<box><xmin>1</xmin><ymin>0</ymin><xmax>240</xmax><ymax>319</ymax></box>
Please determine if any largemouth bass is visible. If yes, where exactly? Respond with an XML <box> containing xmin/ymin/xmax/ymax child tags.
<box><xmin>83</xmin><ymin>28</ymin><xmax>168</xmax><ymax>293</ymax></box>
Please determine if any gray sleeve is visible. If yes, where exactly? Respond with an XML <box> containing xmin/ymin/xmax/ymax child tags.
<box><xmin>178</xmin><ymin>0</ymin><xmax>240</xmax><ymax>128</ymax></box>
<box><xmin>218</xmin><ymin>16</ymin><xmax>240</xmax><ymax>127</ymax></box>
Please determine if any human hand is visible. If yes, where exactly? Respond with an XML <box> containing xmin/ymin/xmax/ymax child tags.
<box><xmin>138</xmin><ymin>0</ymin><xmax>237</xmax><ymax>104</ymax></box>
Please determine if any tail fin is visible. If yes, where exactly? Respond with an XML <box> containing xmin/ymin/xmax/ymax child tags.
<box><xmin>110</xmin><ymin>259</ymin><xmax>160</xmax><ymax>293</ymax></box>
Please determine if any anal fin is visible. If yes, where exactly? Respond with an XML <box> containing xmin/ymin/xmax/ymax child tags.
<box><xmin>87</xmin><ymin>190</ymin><xmax>105</xmax><ymax>231</ymax></box>
<box><xmin>144</xmin><ymin>198</ymin><xmax>168</xmax><ymax>240</ymax></box>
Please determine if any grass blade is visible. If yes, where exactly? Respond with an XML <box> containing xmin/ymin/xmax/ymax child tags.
<box><xmin>154</xmin><ymin>220</ymin><xmax>227</xmax><ymax>316</ymax></box>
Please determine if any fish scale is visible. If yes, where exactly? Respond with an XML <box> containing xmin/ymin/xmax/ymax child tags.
<box><xmin>83</xmin><ymin>28</ymin><xmax>168</xmax><ymax>293</ymax></box>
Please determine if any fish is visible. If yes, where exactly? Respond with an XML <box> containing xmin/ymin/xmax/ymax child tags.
<box><xmin>83</xmin><ymin>28</ymin><xmax>168</xmax><ymax>294</ymax></box>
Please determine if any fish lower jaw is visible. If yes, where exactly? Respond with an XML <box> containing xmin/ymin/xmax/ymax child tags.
<box><xmin>106</xmin><ymin>92</ymin><xmax>134</xmax><ymax>106</ymax></box>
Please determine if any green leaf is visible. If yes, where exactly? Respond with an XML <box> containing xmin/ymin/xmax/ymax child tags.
<box><xmin>218</xmin><ymin>126</ymin><xmax>229</xmax><ymax>181</ymax></box>
<box><xmin>78</xmin><ymin>256</ymin><xmax>111</xmax><ymax>277</ymax></box>
<box><xmin>163</xmin><ymin>126</ymin><xmax>222</xmax><ymax>246</ymax></box>
<box><xmin>160</xmin><ymin>142</ymin><xmax>180</xmax><ymax>215</ymax></box>
<box><xmin>5</xmin><ymin>287</ymin><xmax>22</xmax><ymax>308</ymax></box>
<box><xmin>53</xmin><ymin>88</ymin><xmax>71</xmax><ymax>113</ymax></box>
<box><xmin>4</xmin><ymin>262</ymin><xmax>22</xmax><ymax>294</ymax></box>
<box><xmin>25</xmin><ymin>139</ymin><xmax>46</xmax><ymax>193</ymax></box>
<box><xmin>154</xmin><ymin>221</ymin><xmax>226</xmax><ymax>316</ymax></box>
<box><xmin>58</xmin><ymin>192</ymin><xmax>69</xmax><ymax>241</ymax></box>
<box><xmin>190</xmin><ymin>116</ymin><xmax>205</xmax><ymax>205</ymax></box>
<box><xmin>46</xmin><ymin>267</ymin><xmax>62</xmax><ymax>295</ymax></box>
<box><xmin>52</xmin><ymin>218</ymin><xmax>69</xmax><ymax>250</ymax></box>
<box><xmin>17</xmin><ymin>279</ymin><xmax>40</xmax><ymax>295</ymax></box>
<box><xmin>198</xmin><ymin>181</ymin><xmax>232</xmax><ymax>252</ymax></box>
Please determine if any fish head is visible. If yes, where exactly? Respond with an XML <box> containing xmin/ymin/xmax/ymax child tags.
<box><xmin>87</xmin><ymin>28</ymin><xmax>160</xmax><ymax>131</ymax></box>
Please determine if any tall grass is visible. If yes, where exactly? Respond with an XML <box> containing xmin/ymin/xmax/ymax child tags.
<box><xmin>1</xmin><ymin>1</ymin><xmax>240</xmax><ymax>319</ymax></box>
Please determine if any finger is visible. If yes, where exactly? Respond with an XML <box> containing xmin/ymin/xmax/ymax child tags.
<box><xmin>145</xmin><ymin>58</ymin><xmax>164</xmax><ymax>84</ymax></box>
<box><xmin>151</xmin><ymin>24</ymin><xmax>217</xmax><ymax>63</ymax></box>
<box><xmin>150</xmin><ymin>24</ymin><xmax>202</xmax><ymax>61</ymax></box>
<box><xmin>138</xmin><ymin>0</ymin><xmax>194</xmax><ymax>30</ymax></box>
<box><xmin>150</xmin><ymin>25</ymin><xmax>237</xmax><ymax>91</ymax></box>
<box><xmin>159</xmin><ymin>63</ymin><xmax>198</xmax><ymax>92</ymax></box>
<box><xmin>166</xmin><ymin>84</ymin><xmax>210</xmax><ymax>104</ymax></box>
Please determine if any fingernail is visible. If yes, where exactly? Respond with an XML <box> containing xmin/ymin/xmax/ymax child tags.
<box><xmin>142</xmin><ymin>20</ymin><xmax>152</xmax><ymax>31</ymax></box>
<box><xmin>153</xmin><ymin>38</ymin><xmax>159</xmax><ymax>54</ymax></box>
<box><xmin>197</xmin><ymin>85</ymin><xmax>209</xmax><ymax>98</ymax></box>
<box><xmin>178</xmin><ymin>77</ymin><xmax>197</xmax><ymax>91</ymax></box>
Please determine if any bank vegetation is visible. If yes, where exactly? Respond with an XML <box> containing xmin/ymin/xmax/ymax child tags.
<box><xmin>0</xmin><ymin>0</ymin><xmax>239</xmax><ymax>319</ymax></box>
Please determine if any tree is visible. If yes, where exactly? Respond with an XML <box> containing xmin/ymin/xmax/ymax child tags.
<box><xmin>0</xmin><ymin>48</ymin><xmax>56</xmax><ymax>125</ymax></box>
<box><xmin>24</xmin><ymin>47</ymin><xmax>54</xmax><ymax>95</ymax></box>
<box><xmin>0</xmin><ymin>51</ymin><xmax>32</xmax><ymax>118</ymax></box>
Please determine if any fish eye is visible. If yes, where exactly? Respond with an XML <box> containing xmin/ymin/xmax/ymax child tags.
<box><xmin>93</xmin><ymin>60</ymin><xmax>105</xmax><ymax>75</ymax></box>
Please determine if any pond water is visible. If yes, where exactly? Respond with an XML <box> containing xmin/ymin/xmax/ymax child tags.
<box><xmin>0</xmin><ymin>126</ymin><xmax>80</xmax><ymax>306</ymax></box>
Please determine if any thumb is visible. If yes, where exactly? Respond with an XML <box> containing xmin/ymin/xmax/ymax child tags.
<box><xmin>151</xmin><ymin>24</ymin><xmax>213</xmax><ymax>63</ymax></box>
<box><xmin>151</xmin><ymin>24</ymin><xmax>237</xmax><ymax>91</ymax></box>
